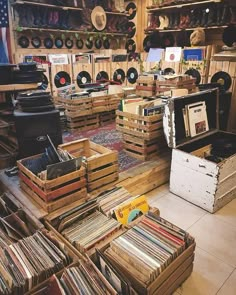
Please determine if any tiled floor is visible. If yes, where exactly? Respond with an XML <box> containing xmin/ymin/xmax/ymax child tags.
<box><xmin>146</xmin><ymin>184</ymin><xmax>236</xmax><ymax>295</ymax></box>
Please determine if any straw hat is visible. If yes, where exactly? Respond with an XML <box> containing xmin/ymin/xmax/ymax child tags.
<box><xmin>91</xmin><ymin>6</ymin><xmax>107</xmax><ymax>31</ymax></box>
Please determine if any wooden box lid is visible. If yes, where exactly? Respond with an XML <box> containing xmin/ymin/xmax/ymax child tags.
<box><xmin>163</xmin><ymin>88</ymin><xmax>219</xmax><ymax>148</ymax></box>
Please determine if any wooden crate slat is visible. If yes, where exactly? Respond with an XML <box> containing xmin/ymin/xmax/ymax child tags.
<box><xmin>87</xmin><ymin>163</ymin><xmax>119</xmax><ymax>182</ymax></box>
<box><xmin>87</xmin><ymin>172</ymin><xmax>119</xmax><ymax>191</ymax></box>
<box><xmin>116</xmin><ymin>110</ymin><xmax>163</xmax><ymax>122</ymax></box>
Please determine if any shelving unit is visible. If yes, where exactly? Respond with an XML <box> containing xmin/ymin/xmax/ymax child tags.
<box><xmin>144</xmin><ymin>25</ymin><xmax>227</xmax><ymax>33</ymax></box>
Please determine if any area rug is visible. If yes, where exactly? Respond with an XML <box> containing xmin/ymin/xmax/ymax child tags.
<box><xmin>63</xmin><ymin>123</ymin><xmax>142</xmax><ymax>172</ymax></box>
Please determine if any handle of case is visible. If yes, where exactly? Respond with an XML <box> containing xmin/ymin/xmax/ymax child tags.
<box><xmin>199</xmin><ymin>164</ymin><xmax>206</xmax><ymax>168</ymax></box>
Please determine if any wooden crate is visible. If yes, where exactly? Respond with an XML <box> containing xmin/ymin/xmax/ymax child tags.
<box><xmin>122</xmin><ymin>133</ymin><xmax>167</xmax><ymax>161</ymax></box>
<box><xmin>67</xmin><ymin>114</ymin><xmax>99</xmax><ymax>131</ymax></box>
<box><xmin>116</xmin><ymin>110</ymin><xmax>163</xmax><ymax>140</ymax></box>
<box><xmin>156</xmin><ymin>77</ymin><xmax>197</xmax><ymax>95</ymax></box>
<box><xmin>136</xmin><ymin>78</ymin><xmax>156</xmax><ymax>97</ymax></box>
<box><xmin>58</xmin><ymin>139</ymin><xmax>119</xmax><ymax>192</ymax></box>
<box><xmin>17</xmin><ymin>155</ymin><xmax>87</xmax><ymax>203</ymax></box>
<box><xmin>99</xmin><ymin>111</ymin><xmax>116</xmax><ymax>126</ymax></box>
<box><xmin>108</xmin><ymin>93</ymin><xmax>123</xmax><ymax>111</ymax></box>
<box><xmin>92</xmin><ymin>95</ymin><xmax>110</xmax><ymax>113</ymax></box>
<box><xmin>55</xmin><ymin>96</ymin><xmax>93</xmax><ymax>118</ymax></box>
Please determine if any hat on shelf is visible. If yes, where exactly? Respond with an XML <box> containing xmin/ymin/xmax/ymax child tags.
<box><xmin>91</xmin><ymin>6</ymin><xmax>107</xmax><ymax>31</ymax></box>
<box><xmin>190</xmin><ymin>28</ymin><xmax>205</xmax><ymax>46</ymax></box>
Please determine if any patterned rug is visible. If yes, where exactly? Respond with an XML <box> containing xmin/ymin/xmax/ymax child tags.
<box><xmin>63</xmin><ymin>123</ymin><xmax>142</xmax><ymax>172</ymax></box>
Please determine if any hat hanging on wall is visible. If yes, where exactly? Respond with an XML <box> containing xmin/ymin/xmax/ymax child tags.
<box><xmin>91</xmin><ymin>6</ymin><xmax>107</xmax><ymax>31</ymax></box>
<box><xmin>44</xmin><ymin>37</ymin><xmax>54</xmax><ymax>49</ymax></box>
<box><xmin>222</xmin><ymin>25</ymin><xmax>236</xmax><ymax>47</ymax></box>
<box><xmin>161</xmin><ymin>32</ymin><xmax>175</xmax><ymax>48</ymax></box>
<box><xmin>76</xmin><ymin>39</ymin><xmax>84</xmax><ymax>49</ymax></box>
<box><xmin>190</xmin><ymin>29</ymin><xmax>205</xmax><ymax>46</ymax></box>
<box><xmin>55</xmin><ymin>37</ymin><xmax>64</xmax><ymax>48</ymax></box>
<box><xmin>31</xmin><ymin>37</ymin><xmax>41</xmax><ymax>48</ymax></box>
<box><xmin>18</xmin><ymin>36</ymin><xmax>30</xmax><ymax>48</ymax></box>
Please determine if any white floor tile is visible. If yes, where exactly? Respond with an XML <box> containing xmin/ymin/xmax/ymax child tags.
<box><xmin>176</xmin><ymin>247</ymin><xmax>233</xmax><ymax>295</ymax></box>
<box><xmin>189</xmin><ymin>214</ymin><xmax>236</xmax><ymax>267</ymax></box>
<box><xmin>214</xmin><ymin>198</ymin><xmax>236</xmax><ymax>228</ymax></box>
<box><xmin>217</xmin><ymin>269</ymin><xmax>236</xmax><ymax>295</ymax></box>
<box><xmin>146</xmin><ymin>183</ymin><xmax>169</xmax><ymax>204</ymax></box>
<box><xmin>150</xmin><ymin>193</ymin><xmax>207</xmax><ymax>230</ymax></box>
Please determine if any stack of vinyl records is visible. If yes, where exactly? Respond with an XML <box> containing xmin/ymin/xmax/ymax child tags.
<box><xmin>0</xmin><ymin>230</ymin><xmax>70</xmax><ymax>294</ymax></box>
<box><xmin>104</xmin><ymin>212</ymin><xmax>189</xmax><ymax>286</ymax></box>
<box><xmin>12</xmin><ymin>62</ymin><xmax>45</xmax><ymax>84</ymax></box>
<box><xmin>16</xmin><ymin>90</ymin><xmax>55</xmax><ymax>113</ymax></box>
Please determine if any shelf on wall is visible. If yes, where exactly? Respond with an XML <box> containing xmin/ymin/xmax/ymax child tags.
<box><xmin>0</xmin><ymin>83</ymin><xmax>39</xmax><ymax>92</ymax></box>
<box><xmin>14</xmin><ymin>27</ymin><xmax>128</xmax><ymax>37</ymax></box>
<box><xmin>147</xmin><ymin>0</ymin><xmax>223</xmax><ymax>12</ymax></box>
<box><xmin>12</xmin><ymin>0</ymin><xmax>128</xmax><ymax>16</ymax></box>
<box><xmin>144</xmin><ymin>25</ymin><xmax>227</xmax><ymax>33</ymax></box>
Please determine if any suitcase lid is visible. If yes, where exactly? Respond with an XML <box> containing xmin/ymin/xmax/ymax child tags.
<box><xmin>163</xmin><ymin>88</ymin><xmax>219</xmax><ymax>148</ymax></box>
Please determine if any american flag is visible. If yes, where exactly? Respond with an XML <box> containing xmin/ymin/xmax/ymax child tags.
<box><xmin>0</xmin><ymin>0</ymin><xmax>11</xmax><ymax>63</ymax></box>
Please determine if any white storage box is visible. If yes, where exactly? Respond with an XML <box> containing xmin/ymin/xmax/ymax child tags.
<box><xmin>163</xmin><ymin>88</ymin><xmax>236</xmax><ymax>213</ymax></box>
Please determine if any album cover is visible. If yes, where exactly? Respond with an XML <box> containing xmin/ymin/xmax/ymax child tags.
<box><xmin>187</xmin><ymin>101</ymin><xmax>209</xmax><ymax>137</ymax></box>
<box><xmin>114</xmin><ymin>195</ymin><xmax>149</xmax><ymax>225</ymax></box>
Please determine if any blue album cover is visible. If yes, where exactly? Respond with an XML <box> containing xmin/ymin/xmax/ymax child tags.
<box><xmin>183</xmin><ymin>49</ymin><xmax>204</xmax><ymax>61</ymax></box>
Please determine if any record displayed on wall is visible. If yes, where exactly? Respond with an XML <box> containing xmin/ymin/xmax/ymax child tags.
<box><xmin>54</xmin><ymin>71</ymin><xmax>71</xmax><ymax>88</ymax></box>
<box><xmin>85</xmin><ymin>38</ymin><xmax>93</xmax><ymax>49</ymax></box>
<box><xmin>125</xmin><ymin>39</ymin><xmax>136</xmax><ymax>53</ymax></box>
<box><xmin>103</xmin><ymin>39</ymin><xmax>110</xmax><ymax>49</ymax></box>
<box><xmin>77</xmin><ymin>71</ymin><xmax>92</xmax><ymax>86</ymax></box>
<box><xmin>55</xmin><ymin>37</ymin><xmax>64</xmax><ymax>49</ymax></box>
<box><xmin>18</xmin><ymin>36</ymin><xmax>30</xmax><ymax>48</ymax></box>
<box><xmin>211</xmin><ymin>71</ymin><xmax>232</xmax><ymax>91</ymax></box>
<box><xmin>185</xmin><ymin>68</ymin><xmax>201</xmax><ymax>85</ymax></box>
<box><xmin>163</xmin><ymin>68</ymin><xmax>175</xmax><ymax>75</ymax></box>
<box><xmin>143</xmin><ymin>35</ymin><xmax>151</xmax><ymax>52</ymax></box>
<box><xmin>38</xmin><ymin>74</ymin><xmax>49</xmax><ymax>90</ymax></box>
<box><xmin>126</xmin><ymin>2</ymin><xmax>137</xmax><ymax>20</ymax></box>
<box><xmin>127</xmin><ymin>21</ymin><xmax>136</xmax><ymax>38</ymax></box>
<box><xmin>76</xmin><ymin>39</ymin><xmax>84</xmax><ymax>49</ymax></box>
<box><xmin>113</xmin><ymin>69</ymin><xmax>126</xmax><ymax>84</ymax></box>
<box><xmin>127</xmin><ymin>67</ymin><xmax>138</xmax><ymax>84</ymax></box>
<box><xmin>65</xmin><ymin>38</ymin><xmax>74</xmax><ymax>49</ymax></box>
<box><xmin>96</xmin><ymin>71</ymin><xmax>109</xmax><ymax>82</ymax></box>
<box><xmin>95</xmin><ymin>39</ymin><xmax>102</xmax><ymax>49</ymax></box>
<box><xmin>31</xmin><ymin>37</ymin><xmax>41</xmax><ymax>49</ymax></box>
<box><xmin>44</xmin><ymin>37</ymin><xmax>54</xmax><ymax>49</ymax></box>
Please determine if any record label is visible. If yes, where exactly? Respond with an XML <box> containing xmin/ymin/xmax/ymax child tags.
<box><xmin>77</xmin><ymin>71</ymin><xmax>92</xmax><ymax>86</ymax></box>
<box><xmin>211</xmin><ymin>71</ymin><xmax>232</xmax><ymax>91</ymax></box>
<box><xmin>113</xmin><ymin>69</ymin><xmax>125</xmax><ymax>84</ymax></box>
<box><xmin>96</xmin><ymin>71</ymin><xmax>109</xmax><ymax>82</ymax></box>
<box><xmin>127</xmin><ymin>67</ymin><xmax>138</xmax><ymax>84</ymax></box>
<box><xmin>54</xmin><ymin>71</ymin><xmax>71</xmax><ymax>88</ymax></box>
<box><xmin>126</xmin><ymin>2</ymin><xmax>137</xmax><ymax>20</ymax></box>
<box><xmin>185</xmin><ymin>68</ymin><xmax>201</xmax><ymax>85</ymax></box>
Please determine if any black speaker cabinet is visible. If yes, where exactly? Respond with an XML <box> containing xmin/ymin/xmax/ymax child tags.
<box><xmin>14</xmin><ymin>109</ymin><xmax>62</xmax><ymax>158</ymax></box>
<box><xmin>219</xmin><ymin>91</ymin><xmax>232</xmax><ymax>131</ymax></box>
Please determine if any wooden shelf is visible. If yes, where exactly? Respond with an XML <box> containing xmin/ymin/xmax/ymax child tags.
<box><xmin>147</xmin><ymin>0</ymin><xmax>222</xmax><ymax>12</ymax></box>
<box><xmin>144</xmin><ymin>25</ymin><xmax>227</xmax><ymax>33</ymax></box>
<box><xmin>0</xmin><ymin>83</ymin><xmax>39</xmax><ymax>92</ymax></box>
<box><xmin>14</xmin><ymin>26</ymin><xmax>128</xmax><ymax>37</ymax></box>
<box><xmin>13</xmin><ymin>0</ymin><xmax>128</xmax><ymax>16</ymax></box>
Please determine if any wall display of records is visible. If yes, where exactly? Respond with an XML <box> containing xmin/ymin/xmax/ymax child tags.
<box><xmin>51</xmin><ymin>64</ymin><xmax>73</xmax><ymax>96</ymax></box>
<box><xmin>184</xmin><ymin>68</ymin><xmax>201</xmax><ymax>85</ymax></box>
<box><xmin>72</xmin><ymin>61</ymin><xmax>93</xmax><ymax>91</ymax></box>
<box><xmin>38</xmin><ymin>64</ymin><xmax>52</xmax><ymax>93</ymax></box>
<box><xmin>162</xmin><ymin>59</ymin><xmax>181</xmax><ymax>75</ymax></box>
<box><xmin>126</xmin><ymin>58</ymin><xmax>140</xmax><ymax>86</ymax></box>
<box><xmin>125</xmin><ymin>1</ymin><xmax>138</xmax><ymax>53</ymax></box>
<box><xmin>96</xmin><ymin>71</ymin><xmax>109</xmax><ymax>82</ymax></box>
<box><xmin>93</xmin><ymin>58</ymin><xmax>111</xmax><ymax>83</ymax></box>
<box><xmin>113</xmin><ymin>68</ymin><xmax>126</xmax><ymax>84</ymax></box>
<box><xmin>111</xmin><ymin>61</ymin><xmax>128</xmax><ymax>85</ymax></box>
<box><xmin>211</xmin><ymin>71</ymin><xmax>232</xmax><ymax>91</ymax></box>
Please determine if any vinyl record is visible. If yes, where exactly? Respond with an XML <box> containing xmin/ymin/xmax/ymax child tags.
<box><xmin>65</xmin><ymin>38</ymin><xmax>74</xmax><ymax>49</ymax></box>
<box><xmin>77</xmin><ymin>71</ymin><xmax>92</xmax><ymax>86</ymax></box>
<box><xmin>113</xmin><ymin>69</ymin><xmax>126</xmax><ymax>84</ymax></box>
<box><xmin>185</xmin><ymin>69</ymin><xmax>201</xmax><ymax>85</ymax></box>
<box><xmin>85</xmin><ymin>38</ymin><xmax>93</xmax><ymax>49</ymax></box>
<box><xmin>38</xmin><ymin>74</ymin><xmax>49</xmax><ymax>90</ymax></box>
<box><xmin>31</xmin><ymin>37</ymin><xmax>41</xmax><ymax>48</ymax></box>
<box><xmin>127</xmin><ymin>21</ymin><xmax>136</xmax><ymax>38</ymax></box>
<box><xmin>143</xmin><ymin>35</ymin><xmax>151</xmax><ymax>52</ymax></box>
<box><xmin>54</xmin><ymin>71</ymin><xmax>71</xmax><ymax>88</ymax></box>
<box><xmin>18</xmin><ymin>36</ymin><xmax>29</xmax><ymax>48</ymax></box>
<box><xmin>126</xmin><ymin>2</ymin><xmax>137</xmax><ymax>20</ymax></box>
<box><xmin>127</xmin><ymin>67</ymin><xmax>138</xmax><ymax>84</ymax></box>
<box><xmin>55</xmin><ymin>37</ymin><xmax>64</xmax><ymax>48</ymax></box>
<box><xmin>96</xmin><ymin>71</ymin><xmax>109</xmax><ymax>82</ymax></box>
<box><xmin>76</xmin><ymin>39</ymin><xmax>84</xmax><ymax>49</ymax></box>
<box><xmin>103</xmin><ymin>39</ymin><xmax>110</xmax><ymax>49</ymax></box>
<box><xmin>95</xmin><ymin>39</ymin><xmax>102</xmax><ymax>49</ymax></box>
<box><xmin>211</xmin><ymin>71</ymin><xmax>232</xmax><ymax>91</ymax></box>
<box><xmin>44</xmin><ymin>37</ymin><xmax>53</xmax><ymax>49</ymax></box>
<box><xmin>163</xmin><ymin>68</ymin><xmax>175</xmax><ymax>75</ymax></box>
<box><xmin>125</xmin><ymin>39</ymin><xmax>136</xmax><ymax>53</ymax></box>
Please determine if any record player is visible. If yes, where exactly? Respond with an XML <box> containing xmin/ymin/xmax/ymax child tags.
<box><xmin>163</xmin><ymin>88</ymin><xmax>236</xmax><ymax>213</ymax></box>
